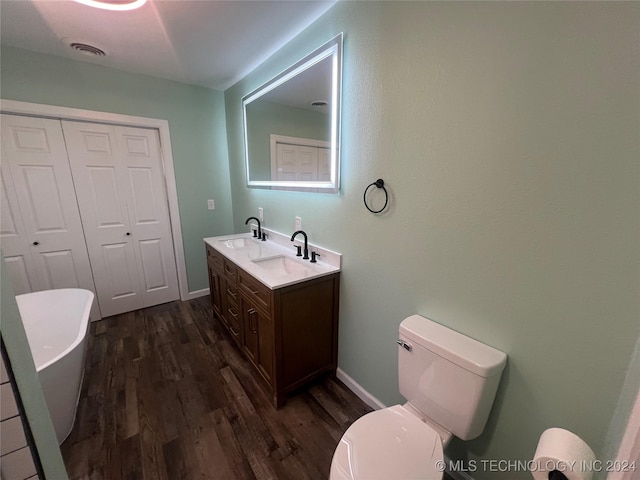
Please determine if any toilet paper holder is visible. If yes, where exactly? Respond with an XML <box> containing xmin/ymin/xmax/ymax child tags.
<box><xmin>549</xmin><ymin>471</ymin><xmax>568</xmax><ymax>480</ymax></box>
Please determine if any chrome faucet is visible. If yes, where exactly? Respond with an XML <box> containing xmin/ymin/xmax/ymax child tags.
<box><xmin>290</xmin><ymin>230</ymin><xmax>309</xmax><ymax>260</ymax></box>
<box><xmin>245</xmin><ymin>217</ymin><xmax>262</xmax><ymax>239</ymax></box>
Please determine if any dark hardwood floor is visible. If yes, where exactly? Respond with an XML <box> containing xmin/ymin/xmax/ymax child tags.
<box><xmin>61</xmin><ymin>296</ymin><xmax>455</xmax><ymax>480</ymax></box>
<box><xmin>61</xmin><ymin>297</ymin><xmax>373</xmax><ymax>480</ymax></box>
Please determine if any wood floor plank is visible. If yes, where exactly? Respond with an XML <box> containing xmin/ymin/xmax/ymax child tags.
<box><xmin>61</xmin><ymin>296</ymin><xmax>453</xmax><ymax>480</ymax></box>
<box><xmin>210</xmin><ymin>409</ymin><xmax>256</xmax><ymax>480</ymax></box>
<box><xmin>138</xmin><ymin>412</ymin><xmax>169</xmax><ymax>480</ymax></box>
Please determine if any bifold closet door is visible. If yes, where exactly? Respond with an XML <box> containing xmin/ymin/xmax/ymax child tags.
<box><xmin>62</xmin><ymin>121</ymin><xmax>179</xmax><ymax>317</ymax></box>
<box><xmin>318</xmin><ymin>147</ymin><xmax>331</xmax><ymax>182</ymax></box>
<box><xmin>275</xmin><ymin>143</ymin><xmax>319</xmax><ymax>182</ymax></box>
<box><xmin>0</xmin><ymin>114</ymin><xmax>100</xmax><ymax>319</ymax></box>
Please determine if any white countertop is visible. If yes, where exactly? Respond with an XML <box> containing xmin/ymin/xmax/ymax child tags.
<box><xmin>204</xmin><ymin>231</ymin><xmax>341</xmax><ymax>290</ymax></box>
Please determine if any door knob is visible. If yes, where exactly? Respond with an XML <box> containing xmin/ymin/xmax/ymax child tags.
<box><xmin>32</xmin><ymin>241</ymin><xmax>39</xmax><ymax>246</ymax></box>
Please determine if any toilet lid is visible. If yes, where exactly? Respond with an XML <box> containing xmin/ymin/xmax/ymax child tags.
<box><xmin>330</xmin><ymin>405</ymin><xmax>444</xmax><ymax>480</ymax></box>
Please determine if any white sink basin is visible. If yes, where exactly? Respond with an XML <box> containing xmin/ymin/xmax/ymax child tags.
<box><xmin>252</xmin><ymin>255</ymin><xmax>310</xmax><ymax>276</ymax></box>
<box><xmin>219</xmin><ymin>237</ymin><xmax>258</xmax><ymax>249</ymax></box>
<box><xmin>205</xmin><ymin>231</ymin><xmax>341</xmax><ymax>289</ymax></box>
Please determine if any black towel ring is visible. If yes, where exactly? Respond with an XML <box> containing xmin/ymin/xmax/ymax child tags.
<box><xmin>363</xmin><ymin>178</ymin><xmax>389</xmax><ymax>214</ymax></box>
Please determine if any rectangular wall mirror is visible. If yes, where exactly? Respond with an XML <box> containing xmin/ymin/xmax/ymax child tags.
<box><xmin>243</xmin><ymin>33</ymin><xmax>343</xmax><ymax>193</ymax></box>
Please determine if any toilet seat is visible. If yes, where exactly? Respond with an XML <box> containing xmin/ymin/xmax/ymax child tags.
<box><xmin>330</xmin><ymin>405</ymin><xmax>444</xmax><ymax>480</ymax></box>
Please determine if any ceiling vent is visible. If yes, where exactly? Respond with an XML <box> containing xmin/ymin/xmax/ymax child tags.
<box><xmin>69</xmin><ymin>42</ymin><xmax>106</xmax><ymax>57</ymax></box>
<box><xmin>62</xmin><ymin>38</ymin><xmax>107</xmax><ymax>57</ymax></box>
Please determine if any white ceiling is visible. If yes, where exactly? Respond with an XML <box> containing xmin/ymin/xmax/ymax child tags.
<box><xmin>0</xmin><ymin>0</ymin><xmax>337</xmax><ymax>91</ymax></box>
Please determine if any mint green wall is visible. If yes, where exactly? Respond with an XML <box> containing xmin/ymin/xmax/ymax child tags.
<box><xmin>0</xmin><ymin>259</ymin><xmax>69</xmax><ymax>479</ymax></box>
<box><xmin>246</xmin><ymin>100</ymin><xmax>329</xmax><ymax>180</ymax></box>
<box><xmin>225</xmin><ymin>2</ymin><xmax>640</xmax><ymax>478</ymax></box>
<box><xmin>0</xmin><ymin>46</ymin><xmax>233</xmax><ymax>292</ymax></box>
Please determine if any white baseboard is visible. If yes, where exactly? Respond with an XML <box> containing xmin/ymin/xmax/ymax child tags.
<box><xmin>184</xmin><ymin>288</ymin><xmax>209</xmax><ymax>300</ymax></box>
<box><xmin>335</xmin><ymin>367</ymin><xmax>386</xmax><ymax>411</ymax></box>
<box><xmin>335</xmin><ymin>368</ymin><xmax>476</xmax><ymax>480</ymax></box>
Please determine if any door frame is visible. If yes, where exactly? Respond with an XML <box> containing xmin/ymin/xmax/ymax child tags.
<box><xmin>610</xmin><ymin>383</ymin><xmax>640</xmax><ymax>480</ymax></box>
<box><xmin>1</xmin><ymin>99</ymin><xmax>193</xmax><ymax>304</ymax></box>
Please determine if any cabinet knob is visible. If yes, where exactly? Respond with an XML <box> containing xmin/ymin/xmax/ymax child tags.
<box><xmin>126</xmin><ymin>232</ymin><xmax>131</xmax><ymax>236</ymax></box>
<box><xmin>33</xmin><ymin>241</ymin><xmax>40</xmax><ymax>246</ymax></box>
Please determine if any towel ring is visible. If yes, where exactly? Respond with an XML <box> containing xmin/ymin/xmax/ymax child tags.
<box><xmin>363</xmin><ymin>179</ymin><xmax>389</xmax><ymax>214</ymax></box>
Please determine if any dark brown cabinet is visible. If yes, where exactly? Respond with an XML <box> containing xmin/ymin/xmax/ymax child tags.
<box><xmin>205</xmin><ymin>244</ymin><xmax>339</xmax><ymax>407</ymax></box>
<box><xmin>206</xmin><ymin>250</ymin><xmax>222</xmax><ymax>319</ymax></box>
<box><xmin>240</xmin><ymin>296</ymin><xmax>273</xmax><ymax>385</ymax></box>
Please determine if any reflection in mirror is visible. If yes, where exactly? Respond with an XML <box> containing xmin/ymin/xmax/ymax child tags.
<box><xmin>243</xmin><ymin>33</ymin><xmax>343</xmax><ymax>193</ymax></box>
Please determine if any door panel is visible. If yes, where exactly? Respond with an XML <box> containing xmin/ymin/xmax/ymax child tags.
<box><xmin>10</xmin><ymin>123</ymin><xmax>51</xmax><ymax>152</ymax></box>
<box><xmin>297</xmin><ymin>146</ymin><xmax>318</xmax><ymax>182</ymax></box>
<box><xmin>39</xmin><ymin>250</ymin><xmax>81</xmax><ymax>289</ymax></box>
<box><xmin>3</xmin><ymin>256</ymin><xmax>33</xmax><ymax>295</ymax></box>
<box><xmin>88</xmin><ymin>167</ymin><xmax>125</xmax><ymax>228</ymax></box>
<box><xmin>318</xmin><ymin>147</ymin><xmax>331</xmax><ymax>182</ymax></box>
<box><xmin>0</xmin><ymin>163</ymin><xmax>37</xmax><ymax>295</ymax></box>
<box><xmin>138</xmin><ymin>238</ymin><xmax>170</xmax><ymax>291</ymax></box>
<box><xmin>62</xmin><ymin>121</ymin><xmax>178</xmax><ymax>315</ymax></box>
<box><xmin>18</xmin><ymin>165</ymin><xmax>68</xmax><ymax>232</ymax></box>
<box><xmin>101</xmin><ymin>243</ymin><xmax>139</xmax><ymax>301</ymax></box>
<box><xmin>115</xmin><ymin>126</ymin><xmax>179</xmax><ymax>306</ymax></box>
<box><xmin>62</xmin><ymin>121</ymin><xmax>142</xmax><ymax>317</ymax></box>
<box><xmin>1</xmin><ymin>115</ymin><xmax>100</xmax><ymax>319</ymax></box>
<box><xmin>127</xmin><ymin>167</ymin><xmax>158</xmax><ymax>224</ymax></box>
<box><xmin>275</xmin><ymin>143</ymin><xmax>298</xmax><ymax>181</ymax></box>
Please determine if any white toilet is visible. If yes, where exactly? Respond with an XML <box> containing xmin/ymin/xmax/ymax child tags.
<box><xmin>330</xmin><ymin>314</ymin><xmax>507</xmax><ymax>480</ymax></box>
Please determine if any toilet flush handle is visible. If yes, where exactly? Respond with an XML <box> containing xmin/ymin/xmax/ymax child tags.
<box><xmin>396</xmin><ymin>340</ymin><xmax>412</xmax><ymax>352</ymax></box>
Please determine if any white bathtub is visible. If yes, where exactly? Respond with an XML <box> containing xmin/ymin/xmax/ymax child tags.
<box><xmin>16</xmin><ymin>288</ymin><xmax>94</xmax><ymax>445</ymax></box>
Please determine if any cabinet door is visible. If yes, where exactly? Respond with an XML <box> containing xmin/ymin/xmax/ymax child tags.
<box><xmin>256</xmin><ymin>306</ymin><xmax>274</xmax><ymax>383</ymax></box>
<box><xmin>207</xmin><ymin>261</ymin><xmax>222</xmax><ymax>318</ymax></box>
<box><xmin>241</xmin><ymin>297</ymin><xmax>259</xmax><ymax>365</ymax></box>
<box><xmin>240</xmin><ymin>297</ymin><xmax>273</xmax><ymax>386</ymax></box>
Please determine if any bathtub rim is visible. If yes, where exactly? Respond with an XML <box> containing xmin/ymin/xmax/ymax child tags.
<box><xmin>15</xmin><ymin>288</ymin><xmax>95</xmax><ymax>373</ymax></box>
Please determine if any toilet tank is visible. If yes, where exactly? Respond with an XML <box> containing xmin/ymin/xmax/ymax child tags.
<box><xmin>398</xmin><ymin>315</ymin><xmax>507</xmax><ymax>441</ymax></box>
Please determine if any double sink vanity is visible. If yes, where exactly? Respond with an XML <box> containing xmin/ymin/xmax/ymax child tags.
<box><xmin>204</xmin><ymin>228</ymin><xmax>341</xmax><ymax>408</ymax></box>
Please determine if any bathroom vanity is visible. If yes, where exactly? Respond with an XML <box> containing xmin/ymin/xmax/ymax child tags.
<box><xmin>204</xmin><ymin>232</ymin><xmax>341</xmax><ymax>408</ymax></box>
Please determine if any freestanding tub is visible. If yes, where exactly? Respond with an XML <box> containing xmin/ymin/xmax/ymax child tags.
<box><xmin>16</xmin><ymin>288</ymin><xmax>94</xmax><ymax>445</ymax></box>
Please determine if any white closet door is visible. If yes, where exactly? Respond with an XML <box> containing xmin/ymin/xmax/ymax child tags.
<box><xmin>61</xmin><ymin>122</ymin><xmax>141</xmax><ymax>317</ymax></box>
<box><xmin>0</xmin><ymin>115</ymin><xmax>100</xmax><ymax>319</ymax></box>
<box><xmin>1</xmin><ymin>161</ymin><xmax>37</xmax><ymax>295</ymax></box>
<box><xmin>275</xmin><ymin>143</ymin><xmax>299</xmax><ymax>182</ymax></box>
<box><xmin>297</xmin><ymin>146</ymin><xmax>319</xmax><ymax>182</ymax></box>
<box><xmin>62</xmin><ymin>121</ymin><xmax>178</xmax><ymax>317</ymax></box>
<box><xmin>318</xmin><ymin>147</ymin><xmax>331</xmax><ymax>182</ymax></box>
<box><xmin>114</xmin><ymin>125</ymin><xmax>179</xmax><ymax>309</ymax></box>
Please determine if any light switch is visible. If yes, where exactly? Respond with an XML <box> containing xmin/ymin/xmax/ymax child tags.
<box><xmin>207</xmin><ymin>199</ymin><xmax>215</xmax><ymax>210</ymax></box>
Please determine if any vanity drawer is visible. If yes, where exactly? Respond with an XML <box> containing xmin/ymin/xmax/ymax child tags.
<box><xmin>206</xmin><ymin>245</ymin><xmax>223</xmax><ymax>271</ymax></box>
<box><xmin>223</xmin><ymin>259</ymin><xmax>238</xmax><ymax>282</ymax></box>
<box><xmin>225</xmin><ymin>283</ymin><xmax>239</xmax><ymax>308</ymax></box>
<box><xmin>239</xmin><ymin>270</ymin><xmax>271</xmax><ymax>313</ymax></box>
<box><xmin>226</xmin><ymin>304</ymin><xmax>242</xmax><ymax>343</ymax></box>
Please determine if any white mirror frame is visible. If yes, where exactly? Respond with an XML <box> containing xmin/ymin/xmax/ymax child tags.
<box><xmin>243</xmin><ymin>33</ymin><xmax>343</xmax><ymax>193</ymax></box>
